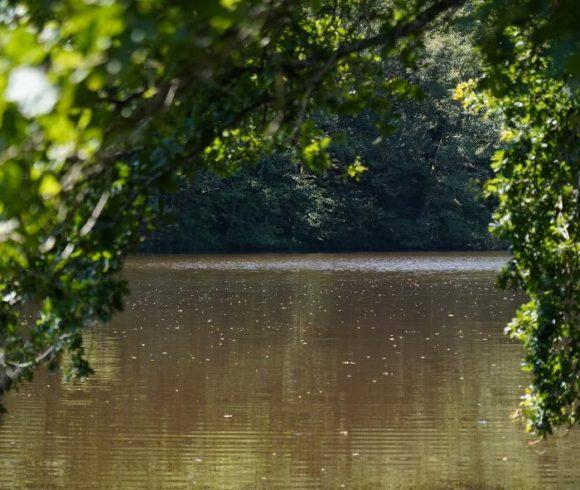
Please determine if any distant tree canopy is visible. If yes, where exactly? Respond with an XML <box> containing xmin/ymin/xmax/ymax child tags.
<box><xmin>146</xmin><ymin>26</ymin><xmax>500</xmax><ymax>253</ymax></box>
<box><xmin>0</xmin><ymin>0</ymin><xmax>578</xmax><ymax>437</ymax></box>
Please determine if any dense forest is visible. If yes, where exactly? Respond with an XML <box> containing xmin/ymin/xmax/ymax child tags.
<box><xmin>145</xmin><ymin>28</ymin><xmax>501</xmax><ymax>252</ymax></box>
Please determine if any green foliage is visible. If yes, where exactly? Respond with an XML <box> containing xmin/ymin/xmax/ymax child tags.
<box><xmin>146</xmin><ymin>27</ymin><xmax>500</xmax><ymax>253</ymax></box>
<box><xmin>456</xmin><ymin>29</ymin><xmax>579</xmax><ymax>436</ymax></box>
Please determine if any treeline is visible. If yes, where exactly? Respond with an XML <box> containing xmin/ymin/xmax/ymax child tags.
<box><xmin>145</xmin><ymin>28</ymin><xmax>501</xmax><ymax>253</ymax></box>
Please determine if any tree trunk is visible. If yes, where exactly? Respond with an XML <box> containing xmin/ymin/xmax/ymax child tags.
<box><xmin>0</xmin><ymin>355</ymin><xmax>15</xmax><ymax>398</ymax></box>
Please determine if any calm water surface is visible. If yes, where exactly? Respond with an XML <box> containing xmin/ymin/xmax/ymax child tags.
<box><xmin>1</xmin><ymin>253</ymin><xmax>578</xmax><ymax>489</ymax></box>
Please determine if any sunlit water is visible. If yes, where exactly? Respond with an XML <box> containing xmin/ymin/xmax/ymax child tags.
<box><xmin>1</xmin><ymin>253</ymin><xmax>578</xmax><ymax>489</ymax></box>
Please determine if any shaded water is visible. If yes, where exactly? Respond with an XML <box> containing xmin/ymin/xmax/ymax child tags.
<box><xmin>1</xmin><ymin>253</ymin><xmax>578</xmax><ymax>489</ymax></box>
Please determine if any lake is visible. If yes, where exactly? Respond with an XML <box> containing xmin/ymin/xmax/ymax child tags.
<box><xmin>1</xmin><ymin>253</ymin><xmax>578</xmax><ymax>488</ymax></box>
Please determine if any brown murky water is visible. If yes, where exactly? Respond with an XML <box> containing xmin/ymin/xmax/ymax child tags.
<box><xmin>1</xmin><ymin>253</ymin><xmax>578</xmax><ymax>489</ymax></box>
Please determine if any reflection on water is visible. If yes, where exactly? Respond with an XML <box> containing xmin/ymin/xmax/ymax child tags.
<box><xmin>128</xmin><ymin>251</ymin><xmax>509</xmax><ymax>273</ymax></box>
<box><xmin>1</xmin><ymin>253</ymin><xmax>578</xmax><ymax>489</ymax></box>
